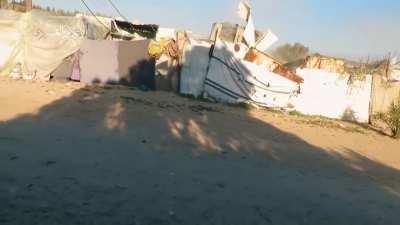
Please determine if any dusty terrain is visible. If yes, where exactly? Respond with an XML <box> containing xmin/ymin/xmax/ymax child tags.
<box><xmin>1</xmin><ymin>77</ymin><xmax>400</xmax><ymax>225</ymax></box>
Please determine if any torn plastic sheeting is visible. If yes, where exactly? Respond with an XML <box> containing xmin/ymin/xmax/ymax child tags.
<box><xmin>205</xmin><ymin>40</ymin><xmax>299</xmax><ymax>108</ymax></box>
<box><xmin>114</xmin><ymin>20</ymin><xmax>159</xmax><ymax>39</ymax></box>
<box><xmin>238</xmin><ymin>0</ymin><xmax>251</xmax><ymax>21</ymax></box>
<box><xmin>243</xmin><ymin>15</ymin><xmax>256</xmax><ymax>47</ymax></box>
<box><xmin>255</xmin><ymin>30</ymin><xmax>278</xmax><ymax>52</ymax></box>
<box><xmin>77</xmin><ymin>14</ymin><xmax>112</xmax><ymax>40</ymax></box>
<box><xmin>180</xmin><ymin>39</ymin><xmax>212</xmax><ymax>97</ymax></box>
<box><xmin>0</xmin><ymin>10</ymin><xmax>86</xmax><ymax>80</ymax></box>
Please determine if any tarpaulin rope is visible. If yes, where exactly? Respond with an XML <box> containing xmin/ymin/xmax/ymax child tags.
<box><xmin>80</xmin><ymin>0</ymin><xmax>110</xmax><ymax>32</ymax></box>
<box><xmin>106</xmin><ymin>0</ymin><xmax>129</xmax><ymax>21</ymax></box>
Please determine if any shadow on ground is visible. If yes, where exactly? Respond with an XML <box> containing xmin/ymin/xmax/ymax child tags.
<box><xmin>1</xmin><ymin>85</ymin><xmax>400</xmax><ymax>225</ymax></box>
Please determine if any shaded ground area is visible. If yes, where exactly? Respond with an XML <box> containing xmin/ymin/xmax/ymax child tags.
<box><xmin>1</xmin><ymin>78</ymin><xmax>400</xmax><ymax>225</ymax></box>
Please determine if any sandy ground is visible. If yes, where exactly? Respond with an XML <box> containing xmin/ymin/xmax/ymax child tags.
<box><xmin>1</xmin><ymin>77</ymin><xmax>400</xmax><ymax>225</ymax></box>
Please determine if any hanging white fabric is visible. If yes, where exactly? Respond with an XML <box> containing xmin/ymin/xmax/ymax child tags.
<box><xmin>243</xmin><ymin>15</ymin><xmax>256</xmax><ymax>47</ymax></box>
<box><xmin>237</xmin><ymin>1</ymin><xmax>251</xmax><ymax>21</ymax></box>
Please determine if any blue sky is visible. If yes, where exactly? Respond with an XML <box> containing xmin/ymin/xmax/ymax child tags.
<box><xmin>34</xmin><ymin>0</ymin><xmax>400</xmax><ymax>59</ymax></box>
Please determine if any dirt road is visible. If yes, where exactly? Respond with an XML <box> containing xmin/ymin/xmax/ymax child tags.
<box><xmin>1</xmin><ymin>77</ymin><xmax>400</xmax><ymax>225</ymax></box>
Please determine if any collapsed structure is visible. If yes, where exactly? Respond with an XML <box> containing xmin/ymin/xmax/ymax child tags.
<box><xmin>0</xmin><ymin>2</ymin><xmax>399</xmax><ymax>124</ymax></box>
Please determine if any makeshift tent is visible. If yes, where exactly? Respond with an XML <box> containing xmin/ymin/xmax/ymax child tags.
<box><xmin>204</xmin><ymin>40</ymin><xmax>299</xmax><ymax>108</ymax></box>
<box><xmin>0</xmin><ymin>10</ymin><xmax>21</xmax><ymax>70</ymax></box>
<box><xmin>180</xmin><ymin>39</ymin><xmax>212</xmax><ymax>97</ymax></box>
<box><xmin>292</xmin><ymin>69</ymin><xmax>372</xmax><ymax>123</ymax></box>
<box><xmin>0</xmin><ymin>10</ymin><xmax>107</xmax><ymax>80</ymax></box>
<box><xmin>79</xmin><ymin>39</ymin><xmax>155</xmax><ymax>89</ymax></box>
<box><xmin>51</xmin><ymin>54</ymin><xmax>74</xmax><ymax>80</ymax></box>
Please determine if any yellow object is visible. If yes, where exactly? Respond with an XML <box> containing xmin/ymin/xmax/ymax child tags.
<box><xmin>148</xmin><ymin>38</ymin><xmax>171</xmax><ymax>59</ymax></box>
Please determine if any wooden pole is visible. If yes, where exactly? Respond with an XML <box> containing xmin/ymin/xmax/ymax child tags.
<box><xmin>26</xmin><ymin>0</ymin><xmax>32</xmax><ymax>12</ymax></box>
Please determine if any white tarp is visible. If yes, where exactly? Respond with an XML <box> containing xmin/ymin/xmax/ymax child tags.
<box><xmin>0</xmin><ymin>10</ymin><xmax>21</xmax><ymax>69</ymax></box>
<box><xmin>243</xmin><ymin>15</ymin><xmax>256</xmax><ymax>47</ymax></box>
<box><xmin>180</xmin><ymin>39</ymin><xmax>212</xmax><ymax>97</ymax></box>
<box><xmin>204</xmin><ymin>40</ymin><xmax>299</xmax><ymax>108</ymax></box>
<box><xmin>237</xmin><ymin>1</ymin><xmax>251</xmax><ymax>21</ymax></box>
<box><xmin>292</xmin><ymin>69</ymin><xmax>372</xmax><ymax>123</ymax></box>
<box><xmin>0</xmin><ymin>10</ymin><xmax>108</xmax><ymax>80</ymax></box>
<box><xmin>76</xmin><ymin>14</ymin><xmax>111</xmax><ymax>40</ymax></box>
<box><xmin>256</xmin><ymin>30</ymin><xmax>278</xmax><ymax>52</ymax></box>
<box><xmin>156</xmin><ymin>27</ymin><xmax>176</xmax><ymax>41</ymax></box>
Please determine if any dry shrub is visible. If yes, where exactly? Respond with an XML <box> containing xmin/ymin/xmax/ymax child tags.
<box><xmin>380</xmin><ymin>95</ymin><xmax>400</xmax><ymax>138</ymax></box>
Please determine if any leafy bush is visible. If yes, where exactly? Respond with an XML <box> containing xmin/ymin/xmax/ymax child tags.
<box><xmin>270</xmin><ymin>43</ymin><xmax>309</xmax><ymax>64</ymax></box>
<box><xmin>380</xmin><ymin>96</ymin><xmax>400</xmax><ymax>138</ymax></box>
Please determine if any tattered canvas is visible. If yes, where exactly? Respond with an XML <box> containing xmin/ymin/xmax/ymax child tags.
<box><xmin>243</xmin><ymin>15</ymin><xmax>256</xmax><ymax>47</ymax></box>
<box><xmin>237</xmin><ymin>1</ymin><xmax>251</xmax><ymax>21</ymax></box>
<box><xmin>205</xmin><ymin>40</ymin><xmax>299</xmax><ymax>108</ymax></box>
<box><xmin>256</xmin><ymin>30</ymin><xmax>279</xmax><ymax>52</ymax></box>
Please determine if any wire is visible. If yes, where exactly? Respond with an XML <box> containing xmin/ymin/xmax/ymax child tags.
<box><xmin>80</xmin><ymin>0</ymin><xmax>110</xmax><ymax>31</ymax></box>
<box><xmin>105</xmin><ymin>0</ymin><xmax>128</xmax><ymax>21</ymax></box>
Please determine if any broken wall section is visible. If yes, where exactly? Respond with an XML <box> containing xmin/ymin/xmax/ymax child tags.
<box><xmin>292</xmin><ymin>69</ymin><xmax>372</xmax><ymax>123</ymax></box>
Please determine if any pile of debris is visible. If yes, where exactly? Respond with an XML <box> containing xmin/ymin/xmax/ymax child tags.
<box><xmin>180</xmin><ymin>1</ymin><xmax>302</xmax><ymax>109</ymax></box>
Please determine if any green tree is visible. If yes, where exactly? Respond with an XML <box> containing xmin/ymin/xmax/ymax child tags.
<box><xmin>380</xmin><ymin>96</ymin><xmax>400</xmax><ymax>138</ymax></box>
